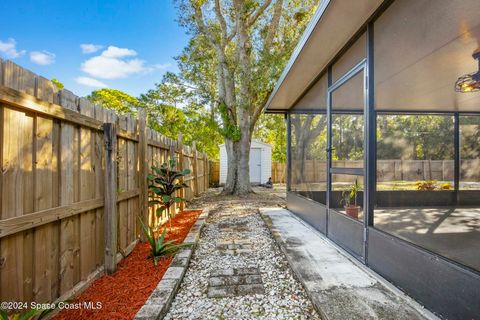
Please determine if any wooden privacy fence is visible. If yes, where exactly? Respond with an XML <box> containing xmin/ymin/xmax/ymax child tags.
<box><xmin>271</xmin><ymin>162</ymin><xmax>286</xmax><ymax>184</ymax></box>
<box><xmin>0</xmin><ymin>60</ymin><xmax>209</xmax><ymax>306</ymax></box>
<box><xmin>210</xmin><ymin>160</ymin><xmax>220</xmax><ymax>185</ymax></box>
<box><xmin>205</xmin><ymin>157</ymin><xmax>479</xmax><ymax>185</ymax></box>
<box><xmin>281</xmin><ymin>159</ymin><xmax>480</xmax><ymax>183</ymax></box>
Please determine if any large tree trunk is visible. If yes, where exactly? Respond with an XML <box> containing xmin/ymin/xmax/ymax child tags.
<box><xmin>223</xmin><ymin>130</ymin><xmax>253</xmax><ymax>195</ymax></box>
<box><xmin>222</xmin><ymin>0</ymin><xmax>255</xmax><ymax>196</ymax></box>
<box><xmin>223</xmin><ymin>139</ymin><xmax>238</xmax><ymax>193</ymax></box>
<box><xmin>236</xmin><ymin>110</ymin><xmax>253</xmax><ymax>194</ymax></box>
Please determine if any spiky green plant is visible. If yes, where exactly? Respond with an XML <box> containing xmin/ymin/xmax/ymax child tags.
<box><xmin>148</xmin><ymin>158</ymin><xmax>191</xmax><ymax>230</ymax></box>
<box><xmin>341</xmin><ymin>178</ymin><xmax>361</xmax><ymax>207</ymax></box>
<box><xmin>0</xmin><ymin>305</ymin><xmax>56</xmax><ymax>320</ymax></box>
<box><xmin>139</xmin><ymin>219</ymin><xmax>190</xmax><ymax>266</ymax></box>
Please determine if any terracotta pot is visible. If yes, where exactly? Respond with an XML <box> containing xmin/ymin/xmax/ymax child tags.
<box><xmin>344</xmin><ymin>205</ymin><xmax>360</xmax><ymax>219</ymax></box>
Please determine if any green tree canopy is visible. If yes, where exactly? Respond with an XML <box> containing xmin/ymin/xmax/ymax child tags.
<box><xmin>51</xmin><ymin>78</ymin><xmax>64</xmax><ymax>90</ymax></box>
<box><xmin>87</xmin><ymin>88</ymin><xmax>142</xmax><ymax>114</ymax></box>
<box><xmin>174</xmin><ymin>0</ymin><xmax>318</xmax><ymax>194</ymax></box>
<box><xmin>85</xmin><ymin>82</ymin><xmax>222</xmax><ymax>159</ymax></box>
<box><xmin>139</xmin><ymin>73</ymin><xmax>223</xmax><ymax>159</ymax></box>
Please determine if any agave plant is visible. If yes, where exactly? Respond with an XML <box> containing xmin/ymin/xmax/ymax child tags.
<box><xmin>139</xmin><ymin>219</ymin><xmax>190</xmax><ymax>266</ymax></box>
<box><xmin>148</xmin><ymin>158</ymin><xmax>191</xmax><ymax>230</ymax></box>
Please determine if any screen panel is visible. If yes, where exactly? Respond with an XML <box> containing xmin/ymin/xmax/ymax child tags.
<box><xmin>331</xmin><ymin>71</ymin><xmax>364</xmax><ymax>111</ymax></box>
<box><xmin>460</xmin><ymin>115</ymin><xmax>480</xmax><ymax>190</ymax></box>
<box><xmin>331</xmin><ymin>114</ymin><xmax>364</xmax><ymax>168</ymax></box>
<box><xmin>332</xmin><ymin>32</ymin><xmax>366</xmax><ymax>83</ymax></box>
<box><xmin>373</xmin><ymin>77</ymin><xmax>478</xmax><ymax>272</ymax></box>
<box><xmin>376</xmin><ymin>114</ymin><xmax>454</xmax><ymax>191</ymax></box>
<box><xmin>374</xmin><ymin>0</ymin><xmax>480</xmax><ymax>112</ymax></box>
<box><xmin>292</xmin><ymin>73</ymin><xmax>327</xmax><ymax>110</ymax></box>
<box><xmin>290</xmin><ymin>114</ymin><xmax>327</xmax><ymax>204</ymax></box>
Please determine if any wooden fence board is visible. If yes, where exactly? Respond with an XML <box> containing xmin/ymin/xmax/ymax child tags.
<box><xmin>58</xmin><ymin>90</ymin><xmax>79</xmax><ymax>295</ymax></box>
<box><xmin>22</xmin><ymin>111</ymin><xmax>34</xmax><ymax>303</ymax></box>
<box><xmin>33</xmin><ymin>114</ymin><xmax>53</xmax><ymax>302</ymax></box>
<box><xmin>94</xmin><ymin>105</ymin><xmax>105</xmax><ymax>268</ymax></box>
<box><xmin>118</xmin><ymin>116</ymin><xmax>128</xmax><ymax>251</ymax></box>
<box><xmin>79</xmin><ymin>99</ymin><xmax>96</xmax><ymax>281</ymax></box>
<box><xmin>127</xmin><ymin>115</ymin><xmax>136</xmax><ymax>244</ymax></box>
<box><xmin>36</xmin><ymin>76</ymin><xmax>57</xmax><ymax>104</ymax></box>
<box><xmin>138</xmin><ymin>111</ymin><xmax>147</xmax><ymax>241</ymax></box>
<box><xmin>2</xmin><ymin>61</ymin><xmax>35</xmax><ymax>95</ymax></box>
<box><xmin>1</xmin><ymin>107</ymin><xmax>28</xmax><ymax>302</ymax></box>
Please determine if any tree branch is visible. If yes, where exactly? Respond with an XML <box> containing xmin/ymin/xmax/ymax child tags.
<box><xmin>250</xmin><ymin>91</ymin><xmax>271</xmax><ymax>132</ymax></box>
<box><xmin>192</xmin><ymin>2</ymin><xmax>218</xmax><ymax>48</ymax></box>
<box><xmin>214</xmin><ymin>0</ymin><xmax>228</xmax><ymax>46</ymax></box>
<box><xmin>246</xmin><ymin>0</ymin><xmax>273</xmax><ymax>28</ymax></box>
<box><xmin>265</xmin><ymin>0</ymin><xmax>283</xmax><ymax>48</ymax></box>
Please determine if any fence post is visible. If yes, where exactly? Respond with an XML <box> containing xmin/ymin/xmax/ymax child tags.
<box><xmin>204</xmin><ymin>152</ymin><xmax>208</xmax><ymax>192</ymax></box>
<box><xmin>177</xmin><ymin>133</ymin><xmax>185</xmax><ymax>211</ymax></box>
<box><xmin>192</xmin><ymin>142</ymin><xmax>199</xmax><ymax>196</ymax></box>
<box><xmin>103</xmin><ymin>123</ymin><xmax>117</xmax><ymax>274</ymax></box>
<box><xmin>138</xmin><ymin>109</ymin><xmax>148</xmax><ymax>240</ymax></box>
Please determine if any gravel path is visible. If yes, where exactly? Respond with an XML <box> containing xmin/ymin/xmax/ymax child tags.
<box><xmin>165</xmin><ymin>190</ymin><xmax>320</xmax><ymax>320</ymax></box>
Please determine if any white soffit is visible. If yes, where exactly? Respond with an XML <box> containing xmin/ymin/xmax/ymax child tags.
<box><xmin>265</xmin><ymin>0</ymin><xmax>384</xmax><ymax>112</ymax></box>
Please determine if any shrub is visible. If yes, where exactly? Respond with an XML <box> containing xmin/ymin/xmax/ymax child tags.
<box><xmin>415</xmin><ymin>180</ymin><xmax>437</xmax><ymax>191</ymax></box>
<box><xmin>415</xmin><ymin>180</ymin><xmax>453</xmax><ymax>191</ymax></box>
<box><xmin>440</xmin><ymin>182</ymin><xmax>453</xmax><ymax>190</ymax></box>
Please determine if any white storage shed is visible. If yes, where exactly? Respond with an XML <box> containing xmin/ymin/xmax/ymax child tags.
<box><xmin>219</xmin><ymin>140</ymin><xmax>272</xmax><ymax>185</ymax></box>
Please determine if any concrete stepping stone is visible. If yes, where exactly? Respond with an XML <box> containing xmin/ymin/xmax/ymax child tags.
<box><xmin>207</xmin><ymin>267</ymin><xmax>265</xmax><ymax>298</ymax></box>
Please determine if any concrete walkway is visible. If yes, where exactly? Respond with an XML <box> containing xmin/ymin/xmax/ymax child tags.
<box><xmin>260</xmin><ymin>207</ymin><xmax>438</xmax><ymax>320</ymax></box>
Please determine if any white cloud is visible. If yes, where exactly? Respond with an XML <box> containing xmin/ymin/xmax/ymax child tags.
<box><xmin>80</xmin><ymin>44</ymin><xmax>103</xmax><ymax>54</ymax></box>
<box><xmin>81</xmin><ymin>56</ymin><xmax>147</xmax><ymax>79</ymax></box>
<box><xmin>80</xmin><ymin>45</ymin><xmax>168</xmax><ymax>80</ymax></box>
<box><xmin>101</xmin><ymin>46</ymin><xmax>137</xmax><ymax>58</ymax></box>
<box><xmin>30</xmin><ymin>51</ymin><xmax>55</xmax><ymax>65</ymax></box>
<box><xmin>153</xmin><ymin>63</ymin><xmax>171</xmax><ymax>70</ymax></box>
<box><xmin>0</xmin><ymin>38</ymin><xmax>26</xmax><ymax>58</ymax></box>
<box><xmin>75</xmin><ymin>76</ymin><xmax>108</xmax><ymax>88</ymax></box>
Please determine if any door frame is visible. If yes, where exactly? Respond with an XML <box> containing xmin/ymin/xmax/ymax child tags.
<box><xmin>326</xmin><ymin>58</ymin><xmax>368</xmax><ymax>261</ymax></box>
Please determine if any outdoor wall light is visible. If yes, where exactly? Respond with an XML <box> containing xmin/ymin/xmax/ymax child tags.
<box><xmin>455</xmin><ymin>49</ymin><xmax>480</xmax><ymax>93</ymax></box>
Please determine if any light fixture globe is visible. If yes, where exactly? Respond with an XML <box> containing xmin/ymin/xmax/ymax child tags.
<box><xmin>455</xmin><ymin>49</ymin><xmax>480</xmax><ymax>93</ymax></box>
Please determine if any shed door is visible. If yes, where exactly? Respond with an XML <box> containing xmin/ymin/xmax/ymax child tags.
<box><xmin>250</xmin><ymin>148</ymin><xmax>262</xmax><ymax>183</ymax></box>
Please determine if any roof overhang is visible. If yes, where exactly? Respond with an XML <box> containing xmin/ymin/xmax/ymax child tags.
<box><xmin>264</xmin><ymin>0</ymin><xmax>384</xmax><ymax>112</ymax></box>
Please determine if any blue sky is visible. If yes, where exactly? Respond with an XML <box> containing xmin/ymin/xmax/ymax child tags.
<box><xmin>0</xmin><ymin>0</ymin><xmax>189</xmax><ymax>97</ymax></box>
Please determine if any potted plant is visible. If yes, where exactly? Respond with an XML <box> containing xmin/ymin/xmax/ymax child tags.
<box><xmin>341</xmin><ymin>178</ymin><xmax>361</xmax><ymax>219</ymax></box>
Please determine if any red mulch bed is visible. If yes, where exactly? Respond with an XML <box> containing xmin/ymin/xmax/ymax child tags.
<box><xmin>54</xmin><ymin>210</ymin><xmax>202</xmax><ymax>320</ymax></box>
